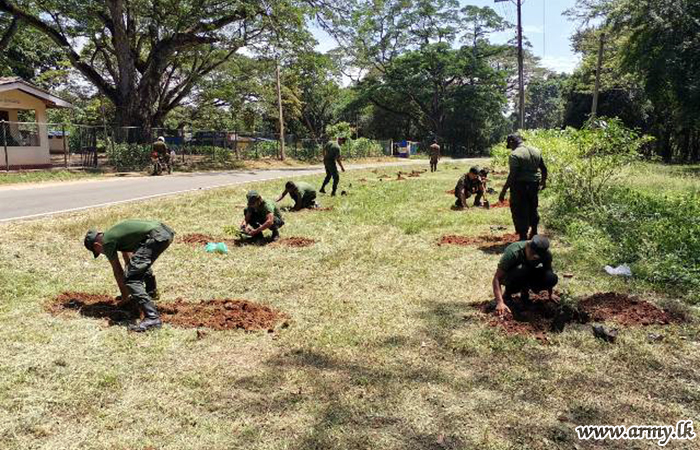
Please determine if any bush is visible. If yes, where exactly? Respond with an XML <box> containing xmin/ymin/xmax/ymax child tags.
<box><xmin>342</xmin><ymin>138</ymin><xmax>385</xmax><ymax>158</ymax></box>
<box><xmin>107</xmin><ymin>143</ymin><xmax>151</xmax><ymax>171</ymax></box>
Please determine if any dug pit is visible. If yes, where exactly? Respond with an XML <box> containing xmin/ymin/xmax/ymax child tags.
<box><xmin>48</xmin><ymin>292</ymin><xmax>289</xmax><ymax>332</ymax></box>
<box><xmin>438</xmin><ymin>233</ymin><xmax>520</xmax><ymax>253</ymax></box>
<box><xmin>473</xmin><ymin>292</ymin><xmax>675</xmax><ymax>342</ymax></box>
<box><xmin>270</xmin><ymin>237</ymin><xmax>316</xmax><ymax>248</ymax></box>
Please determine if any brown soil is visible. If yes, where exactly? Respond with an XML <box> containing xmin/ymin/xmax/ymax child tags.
<box><xmin>407</xmin><ymin>170</ymin><xmax>423</xmax><ymax>178</ymax></box>
<box><xmin>446</xmin><ymin>189</ymin><xmax>455</xmax><ymax>195</ymax></box>
<box><xmin>359</xmin><ymin>178</ymin><xmax>368</xmax><ymax>182</ymax></box>
<box><xmin>473</xmin><ymin>291</ymin><xmax>675</xmax><ymax>343</ymax></box>
<box><xmin>270</xmin><ymin>237</ymin><xmax>316</xmax><ymax>248</ymax></box>
<box><xmin>47</xmin><ymin>292</ymin><xmax>289</xmax><ymax>332</ymax></box>
<box><xmin>438</xmin><ymin>233</ymin><xmax>520</xmax><ymax>248</ymax></box>
<box><xmin>378</xmin><ymin>174</ymin><xmax>392</xmax><ymax>179</ymax></box>
<box><xmin>181</xmin><ymin>233</ymin><xmax>222</xmax><ymax>246</ymax></box>
<box><xmin>492</xmin><ymin>200</ymin><xmax>510</xmax><ymax>209</ymax></box>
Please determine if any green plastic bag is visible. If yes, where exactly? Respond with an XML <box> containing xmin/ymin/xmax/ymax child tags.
<box><xmin>205</xmin><ymin>242</ymin><xmax>229</xmax><ymax>254</ymax></box>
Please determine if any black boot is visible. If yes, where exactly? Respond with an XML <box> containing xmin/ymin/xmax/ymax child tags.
<box><xmin>128</xmin><ymin>301</ymin><xmax>162</xmax><ymax>332</ymax></box>
<box><xmin>271</xmin><ymin>229</ymin><xmax>280</xmax><ymax>242</ymax></box>
<box><xmin>520</xmin><ymin>290</ymin><xmax>532</xmax><ymax>308</ymax></box>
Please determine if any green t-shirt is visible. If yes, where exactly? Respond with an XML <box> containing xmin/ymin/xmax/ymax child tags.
<box><xmin>498</xmin><ymin>241</ymin><xmax>552</xmax><ymax>272</ymax></box>
<box><xmin>290</xmin><ymin>181</ymin><xmax>316</xmax><ymax>203</ymax></box>
<box><xmin>153</xmin><ymin>141</ymin><xmax>167</xmax><ymax>156</ymax></box>
<box><xmin>324</xmin><ymin>142</ymin><xmax>341</xmax><ymax>165</ymax></box>
<box><xmin>102</xmin><ymin>220</ymin><xmax>161</xmax><ymax>260</ymax></box>
<box><xmin>251</xmin><ymin>199</ymin><xmax>283</xmax><ymax>222</ymax></box>
<box><xmin>509</xmin><ymin>145</ymin><xmax>543</xmax><ymax>183</ymax></box>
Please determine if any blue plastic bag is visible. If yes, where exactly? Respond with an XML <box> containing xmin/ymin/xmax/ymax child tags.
<box><xmin>205</xmin><ymin>242</ymin><xmax>229</xmax><ymax>254</ymax></box>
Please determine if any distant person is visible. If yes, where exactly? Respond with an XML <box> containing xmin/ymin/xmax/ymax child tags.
<box><xmin>152</xmin><ymin>136</ymin><xmax>171</xmax><ymax>174</ymax></box>
<box><xmin>429</xmin><ymin>142</ymin><xmax>441</xmax><ymax>172</ymax></box>
<box><xmin>240</xmin><ymin>190</ymin><xmax>285</xmax><ymax>242</ymax></box>
<box><xmin>320</xmin><ymin>137</ymin><xmax>346</xmax><ymax>196</ymax></box>
<box><xmin>277</xmin><ymin>181</ymin><xmax>318</xmax><ymax>211</ymax></box>
<box><xmin>492</xmin><ymin>235</ymin><xmax>559</xmax><ymax>317</ymax></box>
<box><xmin>499</xmin><ymin>134</ymin><xmax>548</xmax><ymax>241</ymax></box>
<box><xmin>454</xmin><ymin>166</ymin><xmax>485</xmax><ymax>208</ymax></box>
<box><xmin>84</xmin><ymin>220</ymin><xmax>175</xmax><ymax>332</ymax></box>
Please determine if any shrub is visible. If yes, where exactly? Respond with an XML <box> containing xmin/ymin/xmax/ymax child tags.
<box><xmin>107</xmin><ymin>143</ymin><xmax>151</xmax><ymax>171</ymax></box>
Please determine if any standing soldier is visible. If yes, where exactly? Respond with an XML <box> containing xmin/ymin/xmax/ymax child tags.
<box><xmin>454</xmin><ymin>166</ymin><xmax>485</xmax><ymax>208</ymax></box>
<box><xmin>84</xmin><ymin>220</ymin><xmax>175</xmax><ymax>332</ymax></box>
<box><xmin>320</xmin><ymin>137</ymin><xmax>346</xmax><ymax>196</ymax></box>
<box><xmin>152</xmin><ymin>136</ymin><xmax>171</xmax><ymax>174</ymax></box>
<box><xmin>429</xmin><ymin>142</ymin><xmax>441</xmax><ymax>172</ymax></box>
<box><xmin>240</xmin><ymin>190</ymin><xmax>285</xmax><ymax>242</ymax></box>
<box><xmin>277</xmin><ymin>180</ymin><xmax>318</xmax><ymax>211</ymax></box>
<box><xmin>499</xmin><ymin>134</ymin><xmax>548</xmax><ymax>241</ymax></box>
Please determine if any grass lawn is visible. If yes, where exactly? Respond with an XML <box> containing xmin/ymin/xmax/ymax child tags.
<box><xmin>0</xmin><ymin>169</ymin><xmax>104</xmax><ymax>186</ymax></box>
<box><xmin>0</xmin><ymin>161</ymin><xmax>698</xmax><ymax>449</ymax></box>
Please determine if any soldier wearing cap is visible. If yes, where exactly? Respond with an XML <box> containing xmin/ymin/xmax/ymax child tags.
<box><xmin>429</xmin><ymin>142</ymin><xmax>441</xmax><ymax>172</ymax></box>
<box><xmin>276</xmin><ymin>181</ymin><xmax>318</xmax><ymax>211</ymax></box>
<box><xmin>492</xmin><ymin>235</ymin><xmax>559</xmax><ymax>317</ymax></box>
<box><xmin>499</xmin><ymin>134</ymin><xmax>548</xmax><ymax>241</ymax></box>
<box><xmin>240</xmin><ymin>190</ymin><xmax>285</xmax><ymax>241</ymax></box>
<box><xmin>84</xmin><ymin>220</ymin><xmax>175</xmax><ymax>332</ymax></box>
<box><xmin>320</xmin><ymin>137</ymin><xmax>346</xmax><ymax>196</ymax></box>
<box><xmin>152</xmin><ymin>136</ymin><xmax>171</xmax><ymax>174</ymax></box>
<box><xmin>454</xmin><ymin>166</ymin><xmax>485</xmax><ymax>208</ymax></box>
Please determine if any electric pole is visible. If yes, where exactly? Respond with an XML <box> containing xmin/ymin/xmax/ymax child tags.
<box><xmin>591</xmin><ymin>32</ymin><xmax>605</xmax><ymax>120</ymax></box>
<box><xmin>276</xmin><ymin>61</ymin><xmax>286</xmax><ymax>161</ymax></box>
<box><xmin>496</xmin><ymin>0</ymin><xmax>525</xmax><ymax>130</ymax></box>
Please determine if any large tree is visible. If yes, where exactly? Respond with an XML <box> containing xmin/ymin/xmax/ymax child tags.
<box><xmin>0</xmin><ymin>0</ymin><xmax>320</xmax><ymax>131</ymax></box>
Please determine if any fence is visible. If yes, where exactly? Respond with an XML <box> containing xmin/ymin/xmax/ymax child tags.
<box><xmin>1</xmin><ymin>121</ymin><xmax>394</xmax><ymax>171</ymax></box>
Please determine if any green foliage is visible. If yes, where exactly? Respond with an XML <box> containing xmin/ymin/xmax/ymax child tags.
<box><xmin>342</xmin><ymin>138</ymin><xmax>385</xmax><ymax>158</ymax></box>
<box><xmin>326</xmin><ymin>122</ymin><xmax>355</xmax><ymax>139</ymax></box>
<box><xmin>106</xmin><ymin>144</ymin><xmax>151</xmax><ymax>172</ymax></box>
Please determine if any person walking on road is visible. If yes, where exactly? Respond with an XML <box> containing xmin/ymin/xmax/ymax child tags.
<box><xmin>84</xmin><ymin>220</ymin><xmax>175</xmax><ymax>332</ymax></box>
<box><xmin>320</xmin><ymin>137</ymin><xmax>346</xmax><ymax>196</ymax></box>
<box><xmin>499</xmin><ymin>134</ymin><xmax>548</xmax><ymax>241</ymax></box>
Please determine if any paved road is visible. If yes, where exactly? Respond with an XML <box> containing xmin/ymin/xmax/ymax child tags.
<box><xmin>0</xmin><ymin>158</ymin><xmax>484</xmax><ymax>222</ymax></box>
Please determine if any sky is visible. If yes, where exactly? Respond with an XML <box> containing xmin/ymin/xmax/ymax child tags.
<box><xmin>311</xmin><ymin>0</ymin><xmax>581</xmax><ymax>74</ymax></box>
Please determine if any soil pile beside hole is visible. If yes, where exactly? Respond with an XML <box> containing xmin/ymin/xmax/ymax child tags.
<box><xmin>446</xmin><ymin>189</ymin><xmax>455</xmax><ymax>195</ymax></box>
<box><xmin>492</xmin><ymin>200</ymin><xmax>510</xmax><ymax>209</ymax></box>
<box><xmin>181</xmin><ymin>233</ymin><xmax>218</xmax><ymax>245</ymax></box>
<box><xmin>438</xmin><ymin>233</ymin><xmax>519</xmax><ymax>248</ymax></box>
<box><xmin>579</xmin><ymin>292</ymin><xmax>672</xmax><ymax>326</ymax></box>
<box><xmin>48</xmin><ymin>292</ymin><xmax>289</xmax><ymax>332</ymax></box>
<box><xmin>473</xmin><ymin>291</ymin><xmax>675</xmax><ymax>342</ymax></box>
<box><xmin>378</xmin><ymin>174</ymin><xmax>391</xmax><ymax>179</ymax></box>
<box><xmin>407</xmin><ymin>170</ymin><xmax>422</xmax><ymax>177</ymax></box>
<box><xmin>359</xmin><ymin>178</ymin><xmax>368</xmax><ymax>182</ymax></box>
<box><xmin>314</xmin><ymin>207</ymin><xmax>333</xmax><ymax>211</ymax></box>
<box><xmin>271</xmin><ymin>237</ymin><xmax>316</xmax><ymax>248</ymax></box>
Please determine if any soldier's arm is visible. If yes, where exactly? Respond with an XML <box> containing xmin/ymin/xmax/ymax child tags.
<box><xmin>499</xmin><ymin>173</ymin><xmax>514</xmax><ymax>202</ymax></box>
<box><xmin>252</xmin><ymin>213</ymin><xmax>275</xmax><ymax>235</ymax></box>
<box><xmin>110</xmin><ymin>256</ymin><xmax>131</xmax><ymax>300</ymax></box>
<box><xmin>540</xmin><ymin>160</ymin><xmax>548</xmax><ymax>190</ymax></box>
<box><xmin>276</xmin><ymin>189</ymin><xmax>288</xmax><ymax>203</ymax></box>
<box><xmin>337</xmin><ymin>155</ymin><xmax>345</xmax><ymax>172</ymax></box>
<box><xmin>492</xmin><ymin>268</ymin><xmax>511</xmax><ymax>317</ymax></box>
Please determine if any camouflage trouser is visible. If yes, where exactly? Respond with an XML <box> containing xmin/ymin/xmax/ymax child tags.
<box><xmin>454</xmin><ymin>187</ymin><xmax>484</xmax><ymax>207</ymax></box>
<box><xmin>504</xmin><ymin>264</ymin><xmax>558</xmax><ymax>295</ymax></box>
<box><xmin>321</xmin><ymin>163</ymin><xmax>340</xmax><ymax>193</ymax></box>
<box><xmin>510</xmin><ymin>181</ymin><xmax>540</xmax><ymax>239</ymax></box>
<box><xmin>244</xmin><ymin>208</ymin><xmax>285</xmax><ymax>232</ymax></box>
<box><xmin>430</xmin><ymin>156</ymin><xmax>438</xmax><ymax>172</ymax></box>
<box><xmin>124</xmin><ymin>224</ymin><xmax>175</xmax><ymax>307</ymax></box>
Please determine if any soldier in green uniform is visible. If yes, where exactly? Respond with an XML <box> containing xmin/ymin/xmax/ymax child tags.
<box><xmin>84</xmin><ymin>220</ymin><xmax>175</xmax><ymax>332</ymax></box>
<box><xmin>320</xmin><ymin>137</ymin><xmax>346</xmax><ymax>196</ymax></box>
<box><xmin>152</xmin><ymin>136</ymin><xmax>171</xmax><ymax>174</ymax></box>
<box><xmin>276</xmin><ymin>181</ymin><xmax>318</xmax><ymax>211</ymax></box>
<box><xmin>454</xmin><ymin>166</ymin><xmax>485</xmax><ymax>208</ymax></box>
<box><xmin>429</xmin><ymin>142</ymin><xmax>440</xmax><ymax>172</ymax></box>
<box><xmin>492</xmin><ymin>235</ymin><xmax>559</xmax><ymax>317</ymax></box>
<box><xmin>499</xmin><ymin>134</ymin><xmax>548</xmax><ymax>241</ymax></box>
<box><xmin>240</xmin><ymin>190</ymin><xmax>285</xmax><ymax>242</ymax></box>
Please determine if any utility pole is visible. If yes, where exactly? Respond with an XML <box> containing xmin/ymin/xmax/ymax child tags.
<box><xmin>591</xmin><ymin>32</ymin><xmax>605</xmax><ymax>120</ymax></box>
<box><xmin>496</xmin><ymin>0</ymin><xmax>525</xmax><ymax>130</ymax></box>
<box><xmin>276</xmin><ymin>61</ymin><xmax>286</xmax><ymax>161</ymax></box>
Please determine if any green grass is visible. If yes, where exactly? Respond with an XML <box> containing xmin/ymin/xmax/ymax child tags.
<box><xmin>0</xmin><ymin>161</ymin><xmax>698</xmax><ymax>449</ymax></box>
<box><xmin>0</xmin><ymin>169</ymin><xmax>103</xmax><ymax>185</ymax></box>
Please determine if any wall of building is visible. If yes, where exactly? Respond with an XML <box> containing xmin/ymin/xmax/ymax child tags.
<box><xmin>0</xmin><ymin>89</ymin><xmax>51</xmax><ymax>168</ymax></box>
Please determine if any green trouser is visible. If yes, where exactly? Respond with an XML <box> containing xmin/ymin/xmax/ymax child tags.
<box><xmin>244</xmin><ymin>208</ymin><xmax>285</xmax><ymax>232</ymax></box>
<box><xmin>510</xmin><ymin>181</ymin><xmax>540</xmax><ymax>239</ymax></box>
<box><xmin>454</xmin><ymin>188</ymin><xmax>484</xmax><ymax>207</ymax></box>
<box><xmin>124</xmin><ymin>224</ymin><xmax>175</xmax><ymax>312</ymax></box>
<box><xmin>294</xmin><ymin>192</ymin><xmax>317</xmax><ymax>209</ymax></box>
<box><xmin>321</xmin><ymin>163</ymin><xmax>340</xmax><ymax>194</ymax></box>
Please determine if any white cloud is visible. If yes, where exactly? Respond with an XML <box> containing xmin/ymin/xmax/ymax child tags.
<box><xmin>523</xmin><ymin>25</ymin><xmax>543</xmax><ymax>34</ymax></box>
<box><xmin>540</xmin><ymin>55</ymin><xmax>581</xmax><ymax>74</ymax></box>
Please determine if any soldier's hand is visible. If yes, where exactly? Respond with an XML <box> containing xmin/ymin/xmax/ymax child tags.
<box><xmin>549</xmin><ymin>293</ymin><xmax>560</xmax><ymax>303</ymax></box>
<box><xmin>495</xmin><ymin>302</ymin><xmax>511</xmax><ymax>318</ymax></box>
<box><xmin>540</xmin><ymin>182</ymin><xmax>547</xmax><ymax>191</ymax></box>
<box><xmin>498</xmin><ymin>195</ymin><xmax>506</xmax><ymax>203</ymax></box>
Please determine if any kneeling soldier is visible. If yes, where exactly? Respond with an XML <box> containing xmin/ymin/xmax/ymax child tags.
<box><xmin>241</xmin><ymin>190</ymin><xmax>285</xmax><ymax>242</ymax></box>
<box><xmin>492</xmin><ymin>235</ymin><xmax>559</xmax><ymax>317</ymax></box>
<box><xmin>455</xmin><ymin>166</ymin><xmax>485</xmax><ymax>208</ymax></box>
<box><xmin>277</xmin><ymin>181</ymin><xmax>317</xmax><ymax>211</ymax></box>
<box><xmin>84</xmin><ymin>220</ymin><xmax>175</xmax><ymax>332</ymax></box>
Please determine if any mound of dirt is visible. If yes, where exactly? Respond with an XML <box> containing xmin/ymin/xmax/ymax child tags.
<box><xmin>446</xmin><ymin>189</ymin><xmax>455</xmax><ymax>195</ymax></box>
<box><xmin>473</xmin><ymin>291</ymin><xmax>675</xmax><ymax>342</ymax></box>
<box><xmin>181</xmin><ymin>233</ymin><xmax>219</xmax><ymax>245</ymax></box>
<box><xmin>271</xmin><ymin>237</ymin><xmax>316</xmax><ymax>248</ymax></box>
<box><xmin>491</xmin><ymin>200</ymin><xmax>510</xmax><ymax>209</ymax></box>
<box><xmin>48</xmin><ymin>292</ymin><xmax>289</xmax><ymax>332</ymax></box>
<box><xmin>378</xmin><ymin>174</ymin><xmax>392</xmax><ymax>179</ymax></box>
<box><xmin>438</xmin><ymin>233</ymin><xmax>520</xmax><ymax>248</ymax></box>
<box><xmin>407</xmin><ymin>170</ymin><xmax>423</xmax><ymax>178</ymax></box>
